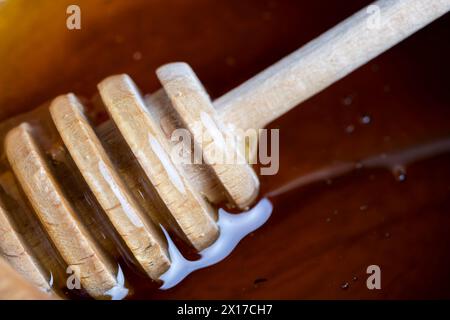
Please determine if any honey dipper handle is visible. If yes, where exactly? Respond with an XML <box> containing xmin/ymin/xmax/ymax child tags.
<box><xmin>214</xmin><ymin>0</ymin><xmax>450</xmax><ymax>131</ymax></box>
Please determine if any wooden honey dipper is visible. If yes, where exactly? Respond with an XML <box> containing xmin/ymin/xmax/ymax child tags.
<box><xmin>0</xmin><ymin>0</ymin><xmax>448</xmax><ymax>299</ymax></box>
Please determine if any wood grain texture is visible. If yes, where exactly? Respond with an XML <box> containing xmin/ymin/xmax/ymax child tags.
<box><xmin>50</xmin><ymin>94</ymin><xmax>170</xmax><ymax>279</ymax></box>
<box><xmin>5</xmin><ymin>123</ymin><xmax>119</xmax><ymax>299</ymax></box>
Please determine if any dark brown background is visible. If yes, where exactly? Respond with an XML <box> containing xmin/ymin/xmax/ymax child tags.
<box><xmin>0</xmin><ymin>0</ymin><xmax>449</xmax><ymax>299</ymax></box>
